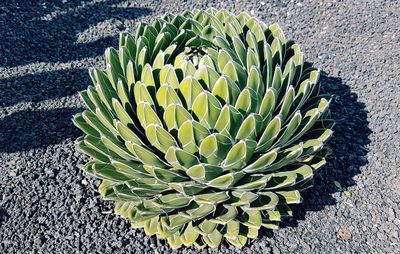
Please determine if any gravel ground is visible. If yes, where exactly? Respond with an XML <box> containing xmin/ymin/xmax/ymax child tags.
<box><xmin>1</xmin><ymin>0</ymin><xmax>399</xmax><ymax>253</ymax></box>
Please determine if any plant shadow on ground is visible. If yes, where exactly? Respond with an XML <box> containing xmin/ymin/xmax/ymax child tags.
<box><xmin>0</xmin><ymin>0</ymin><xmax>151</xmax><ymax>152</ymax></box>
<box><xmin>0</xmin><ymin>68</ymin><xmax>92</xmax><ymax>108</ymax></box>
<box><xmin>0</xmin><ymin>107</ymin><xmax>83</xmax><ymax>153</ymax></box>
<box><xmin>0</xmin><ymin>207</ymin><xmax>10</xmax><ymax>226</ymax></box>
<box><xmin>0</xmin><ymin>0</ymin><xmax>151</xmax><ymax>107</ymax></box>
<box><xmin>256</xmin><ymin>73</ymin><xmax>371</xmax><ymax>241</ymax></box>
<box><xmin>0</xmin><ymin>0</ymin><xmax>151</xmax><ymax>68</ymax></box>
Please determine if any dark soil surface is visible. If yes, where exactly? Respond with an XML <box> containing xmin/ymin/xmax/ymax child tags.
<box><xmin>1</xmin><ymin>0</ymin><xmax>399</xmax><ymax>253</ymax></box>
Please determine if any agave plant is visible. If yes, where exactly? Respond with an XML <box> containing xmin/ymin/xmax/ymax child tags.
<box><xmin>73</xmin><ymin>8</ymin><xmax>334</xmax><ymax>249</ymax></box>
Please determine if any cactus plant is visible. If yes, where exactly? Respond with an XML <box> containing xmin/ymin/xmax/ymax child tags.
<box><xmin>73</xmin><ymin>8</ymin><xmax>334</xmax><ymax>249</ymax></box>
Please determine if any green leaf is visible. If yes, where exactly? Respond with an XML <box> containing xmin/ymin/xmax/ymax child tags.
<box><xmin>112</xmin><ymin>98</ymin><xmax>133</xmax><ymax>126</ymax></box>
<box><xmin>246</xmin><ymin>17</ymin><xmax>266</xmax><ymax>43</ymax></box>
<box><xmin>101</xmin><ymin>135</ymin><xmax>137</xmax><ymax>161</ymax></box>
<box><xmin>271</xmin><ymin>66</ymin><xmax>282</xmax><ymax>92</ymax></box>
<box><xmin>159</xmin><ymin>64</ymin><xmax>180</xmax><ymax>88</ymax></box>
<box><xmin>199</xmin><ymin>133</ymin><xmax>232</xmax><ymax>165</ymax></box>
<box><xmin>181</xmin><ymin>223</ymin><xmax>200</xmax><ymax>246</ymax></box>
<box><xmin>235</xmin><ymin>88</ymin><xmax>259</xmax><ymax>115</ymax></box>
<box><xmin>186</xmin><ymin>164</ymin><xmax>223</xmax><ymax>182</ymax></box>
<box><xmin>194</xmin><ymin>66</ymin><xmax>220</xmax><ymax>91</ymax></box>
<box><xmin>235</xmin><ymin>113</ymin><xmax>263</xmax><ymax>140</ymax></box>
<box><xmin>144</xmin><ymin>217</ymin><xmax>159</xmax><ymax>235</ymax></box>
<box><xmin>246</xmin><ymin>192</ymin><xmax>279</xmax><ymax>210</ymax></box>
<box><xmin>118</xmin><ymin>47</ymin><xmax>131</xmax><ymax>77</ymax></box>
<box><xmin>156</xmin><ymin>83</ymin><xmax>182</xmax><ymax>109</ymax></box>
<box><xmin>243</xmin><ymin>148</ymin><xmax>278</xmax><ymax>173</ymax></box>
<box><xmin>73</xmin><ymin>114</ymin><xmax>99</xmax><ymax>137</ymax></box>
<box><xmin>165</xmin><ymin>146</ymin><xmax>200</xmax><ymax>169</ymax></box>
<box><xmin>247</xmin><ymin>66</ymin><xmax>264</xmax><ymax>95</ymax></box>
<box><xmin>145</xmin><ymin>124</ymin><xmax>177</xmax><ymax>153</ymax></box>
<box><xmin>233</xmin><ymin>174</ymin><xmax>272</xmax><ymax>190</ymax></box>
<box><xmin>116</xmin><ymin>79</ymin><xmax>132</xmax><ymax>110</ymax></box>
<box><xmin>233</xmin><ymin>37</ymin><xmax>247</xmax><ymax>66</ymax></box>
<box><xmin>245</xmin><ymin>30</ymin><xmax>259</xmax><ymax>57</ymax></box>
<box><xmin>141</xmin><ymin>64</ymin><xmax>156</xmax><ymax>88</ymax></box>
<box><xmin>264</xmin><ymin>172</ymin><xmax>297</xmax><ymax>190</ymax></box>
<box><xmin>184</xmin><ymin>203</ymin><xmax>215</xmax><ymax>219</ymax></box>
<box><xmin>105</xmin><ymin>47</ymin><xmax>124</xmax><ymax>84</ymax></box>
<box><xmin>263</xmin><ymin>44</ymin><xmax>273</xmax><ymax>87</ymax></box>
<box><xmin>214</xmin><ymin>105</ymin><xmax>243</xmax><ymax>138</ymax></box>
<box><xmin>136</xmin><ymin>46</ymin><xmax>149</xmax><ymax>75</ymax></box>
<box><xmin>153</xmin><ymin>51</ymin><xmax>165</xmax><ymax>71</ymax></box>
<box><xmin>124</xmin><ymin>33</ymin><xmax>136</xmax><ymax>59</ymax></box>
<box><xmin>192</xmin><ymin>91</ymin><xmax>222</xmax><ymax>129</ymax></box>
<box><xmin>126</xmin><ymin>61</ymin><xmax>136</xmax><ymax>89</ymax></box>
<box><xmin>212</xmin><ymin>75</ymin><xmax>240</xmax><ymax>104</ymax></box>
<box><xmin>134</xmin><ymin>81</ymin><xmax>155</xmax><ymax>105</ymax></box>
<box><xmin>203</xmin><ymin>229</ymin><xmax>223</xmax><ymax>248</ymax></box>
<box><xmin>259</xmin><ymin>88</ymin><xmax>276</xmax><ymax>121</ymax></box>
<box><xmin>209</xmin><ymin>206</ymin><xmax>237</xmax><ymax>224</ymax></box>
<box><xmin>169</xmin><ymin>181</ymin><xmax>205</xmax><ymax>195</ymax></box>
<box><xmin>199</xmin><ymin>54</ymin><xmax>216</xmax><ymax>70</ymax></box>
<box><xmin>273</xmin><ymin>111</ymin><xmax>302</xmax><ymax>148</ymax></box>
<box><xmin>223</xmin><ymin>140</ymin><xmax>257</xmax><ymax>170</ymax></box>
<box><xmin>94</xmin><ymin>108</ymin><xmax>119</xmax><ymax>137</ymax></box>
<box><xmin>276</xmin><ymin>190</ymin><xmax>302</xmax><ymax>204</ymax></box>
<box><xmin>288</xmin><ymin>108</ymin><xmax>321</xmax><ymax>144</ymax></box>
<box><xmin>208</xmin><ymin>172</ymin><xmax>245</xmax><ymax>190</ymax></box>
<box><xmin>217</xmin><ymin>49</ymin><xmax>233</xmax><ymax>72</ymax></box>
<box><xmin>281</xmin><ymin>60</ymin><xmax>296</xmax><ymax>94</ymax></box>
<box><xmin>178</xmin><ymin>120</ymin><xmax>210</xmax><ymax>153</ymax></box>
<box><xmin>175</xmin><ymin>59</ymin><xmax>196</xmax><ymax>77</ymax></box>
<box><xmin>150</xmin><ymin>167</ymin><xmax>188</xmax><ymax>183</ymax></box>
<box><xmin>137</xmin><ymin>102</ymin><xmax>162</xmax><ymax>128</ymax></box>
<box><xmin>81</xmin><ymin>110</ymin><xmax>115</xmax><ymax>139</ymax></box>
<box><xmin>164</xmin><ymin>103</ymin><xmax>193</xmax><ymax>131</ymax></box>
<box><xmin>79</xmin><ymin>89</ymin><xmax>96</xmax><ymax>112</ymax></box>
<box><xmin>126</xmin><ymin>178</ymin><xmax>169</xmax><ymax>192</ymax></box>
<box><xmin>246</xmin><ymin>49</ymin><xmax>259</xmax><ymax>70</ymax></box>
<box><xmin>194</xmin><ymin>190</ymin><xmax>230</xmax><ymax>204</ymax></box>
<box><xmin>344</xmin><ymin>190</ymin><xmax>352</xmax><ymax>197</ymax></box>
<box><xmin>114</xmin><ymin>120</ymin><xmax>143</xmax><ymax>145</ymax></box>
<box><xmin>125</xmin><ymin>142</ymin><xmax>169</xmax><ymax>168</ymax></box>
<box><xmin>222</xmin><ymin>61</ymin><xmax>247</xmax><ymax>89</ymax></box>
<box><xmin>224</xmin><ymin>220</ymin><xmax>240</xmax><ymax>239</ymax></box>
<box><xmin>111</xmin><ymin>159</ymin><xmax>151</xmax><ymax>178</ymax></box>
<box><xmin>92</xmin><ymin>163</ymin><xmax>131</xmax><ymax>181</ymax></box>
<box><xmin>278</xmin><ymin>86</ymin><xmax>295</xmax><ymax>123</ymax></box>
<box><xmin>154</xmin><ymin>193</ymin><xmax>191</xmax><ymax>209</ymax></box>
<box><xmin>178</xmin><ymin>76</ymin><xmax>204</xmax><ymax>110</ymax></box>
<box><xmin>241</xmin><ymin>210</ymin><xmax>262</xmax><ymax>228</ymax></box>
<box><xmin>262</xmin><ymin>144</ymin><xmax>304</xmax><ymax>173</ymax></box>
<box><xmin>76</xmin><ymin>139</ymin><xmax>110</xmax><ymax>163</ymax></box>
<box><xmin>257</xmin><ymin>116</ymin><xmax>281</xmax><ymax>152</ymax></box>
<box><xmin>201</xmin><ymin>24</ymin><xmax>217</xmax><ymax>40</ymax></box>
<box><xmin>334</xmin><ymin>181</ymin><xmax>344</xmax><ymax>191</ymax></box>
<box><xmin>92</xmin><ymin>69</ymin><xmax>116</xmax><ymax>109</ymax></box>
<box><xmin>230</xmin><ymin>191</ymin><xmax>258</xmax><ymax>206</ymax></box>
<box><xmin>196</xmin><ymin>220</ymin><xmax>216</xmax><ymax>235</ymax></box>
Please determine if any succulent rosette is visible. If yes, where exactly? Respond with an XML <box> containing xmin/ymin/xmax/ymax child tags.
<box><xmin>73</xmin><ymin>8</ymin><xmax>334</xmax><ymax>249</ymax></box>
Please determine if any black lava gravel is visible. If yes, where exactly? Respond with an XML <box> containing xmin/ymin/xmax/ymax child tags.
<box><xmin>1</xmin><ymin>0</ymin><xmax>399</xmax><ymax>253</ymax></box>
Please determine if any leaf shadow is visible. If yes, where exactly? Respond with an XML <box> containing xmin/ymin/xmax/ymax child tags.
<box><xmin>0</xmin><ymin>68</ymin><xmax>89</xmax><ymax>107</ymax></box>
<box><xmin>274</xmin><ymin>72</ymin><xmax>371</xmax><ymax>229</ymax></box>
<box><xmin>0</xmin><ymin>107</ymin><xmax>82</xmax><ymax>153</ymax></box>
<box><xmin>0</xmin><ymin>0</ymin><xmax>151</xmax><ymax>67</ymax></box>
